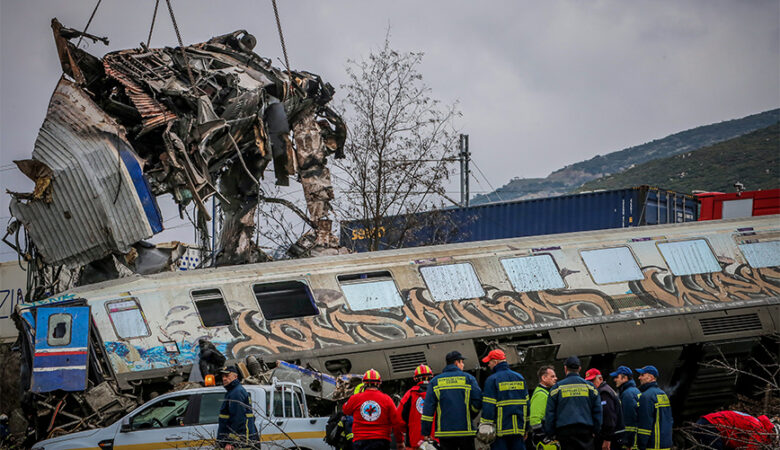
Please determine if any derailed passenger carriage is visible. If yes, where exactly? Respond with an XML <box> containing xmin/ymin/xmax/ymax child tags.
<box><xmin>16</xmin><ymin>216</ymin><xmax>780</xmax><ymax>422</ymax></box>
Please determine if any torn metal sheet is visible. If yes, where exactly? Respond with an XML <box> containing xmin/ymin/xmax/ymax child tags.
<box><xmin>9</xmin><ymin>78</ymin><xmax>163</xmax><ymax>267</ymax></box>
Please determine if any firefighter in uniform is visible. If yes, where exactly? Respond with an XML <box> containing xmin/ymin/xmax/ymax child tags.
<box><xmin>634</xmin><ymin>366</ymin><xmax>672</xmax><ymax>450</ymax></box>
<box><xmin>217</xmin><ymin>366</ymin><xmax>259</xmax><ymax>450</ymax></box>
<box><xmin>543</xmin><ymin>356</ymin><xmax>602</xmax><ymax>450</ymax></box>
<box><xmin>611</xmin><ymin>366</ymin><xmax>640</xmax><ymax>449</ymax></box>
<box><xmin>343</xmin><ymin>369</ymin><xmax>404</xmax><ymax>450</ymax></box>
<box><xmin>479</xmin><ymin>349</ymin><xmax>529</xmax><ymax>450</ymax></box>
<box><xmin>421</xmin><ymin>351</ymin><xmax>483</xmax><ymax>450</ymax></box>
<box><xmin>398</xmin><ymin>364</ymin><xmax>437</xmax><ymax>449</ymax></box>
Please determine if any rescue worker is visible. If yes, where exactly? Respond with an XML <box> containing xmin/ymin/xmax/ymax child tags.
<box><xmin>693</xmin><ymin>410</ymin><xmax>778</xmax><ymax>450</ymax></box>
<box><xmin>421</xmin><ymin>351</ymin><xmax>483</xmax><ymax>450</ymax></box>
<box><xmin>610</xmin><ymin>366</ymin><xmax>640</xmax><ymax>449</ymax></box>
<box><xmin>217</xmin><ymin>366</ymin><xmax>259</xmax><ymax>450</ymax></box>
<box><xmin>398</xmin><ymin>364</ymin><xmax>436</xmax><ymax>449</ymax></box>
<box><xmin>634</xmin><ymin>366</ymin><xmax>672</xmax><ymax>450</ymax></box>
<box><xmin>528</xmin><ymin>365</ymin><xmax>557</xmax><ymax>450</ymax></box>
<box><xmin>343</xmin><ymin>369</ymin><xmax>404</xmax><ymax>450</ymax></box>
<box><xmin>480</xmin><ymin>349</ymin><xmax>529</xmax><ymax>450</ymax></box>
<box><xmin>585</xmin><ymin>369</ymin><xmax>622</xmax><ymax>450</ymax></box>
<box><xmin>543</xmin><ymin>356</ymin><xmax>602</xmax><ymax>450</ymax></box>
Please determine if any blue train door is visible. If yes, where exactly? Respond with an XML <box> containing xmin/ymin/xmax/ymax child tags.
<box><xmin>32</xmin><ymin>306</ymin><xmax>90</xmax><ymax>393</ymax></box>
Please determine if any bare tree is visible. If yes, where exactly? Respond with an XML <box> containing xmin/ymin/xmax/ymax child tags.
<box><xmin>334</xmin><ymin>33</ymin><xmax>461</xmax><ymax>252</ymax></box>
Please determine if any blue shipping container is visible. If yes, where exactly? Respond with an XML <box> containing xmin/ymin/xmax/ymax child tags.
<box><xmin>340</xmin><ymin>186</ymin><xmax>699</xmax><ymax>252</ymax></box>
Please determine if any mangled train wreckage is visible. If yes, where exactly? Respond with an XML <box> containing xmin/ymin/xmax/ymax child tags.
<box><xmin>13</xmin><ymin>215</ymin><xmax>780</xmax><ymax>440</ymax></box>
<box><xmin>5</xmin><ymin>19</ymin><xmax>347</xmax><ymax>298</ymax></box>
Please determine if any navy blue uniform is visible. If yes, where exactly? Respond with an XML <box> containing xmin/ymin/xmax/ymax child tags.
<box><xmin>636</xmin><ymin>382</ymin><xmax>672</xmax><ymax>450</ymax></box>
<box><xmin>217</xmin><ymin>379</ymin><xmax>259</xmax><ymax>447</ymax></box>
<box><xmin>543</xmin><ymin>372</ymin><xmax>602</xmax><ymax>450</ymax></box>
<box><xmin>421</xmin><ymin>364</ymin><xmax>482</xmax><ymax>438</ymax></box>
<box><xmin>481</xmin><ymin>362</ymin><xmax>528</xmax><ymax>450</ymax></box>
<box><xmin>618</xmin><ymin>379</ymin><xmax>641</xmax><ymax>448</ymax></box>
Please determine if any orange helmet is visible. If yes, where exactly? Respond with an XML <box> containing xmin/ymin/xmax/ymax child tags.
<box><xmin>363</xmin><ymin>369</ymin><xmax>381</xmax><ymax>384</ymax></box>
<box><xmin>413</xmin><ymin>364</ymin><xmax>433</xmax><ymax>379</ymax></box>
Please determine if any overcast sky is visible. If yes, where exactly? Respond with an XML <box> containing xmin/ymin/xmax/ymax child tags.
<box><xmin>1</xmin><ymin>0</ymin><xmax>778</xmax><ymax>261</ymax></box>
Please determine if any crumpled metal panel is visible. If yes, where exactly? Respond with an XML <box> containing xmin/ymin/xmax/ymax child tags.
<box><xmin>103</xmin><ymin>53</ymin><xmax>178</xmax><ymax>132</ymax></box>
<box><xmin>9</xmin><ymin>78</ymin><xmax>157</xmax><ymax>267</ymax></box>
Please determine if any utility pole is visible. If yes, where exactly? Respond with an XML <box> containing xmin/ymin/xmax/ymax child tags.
<box><xmin>459</xmin><ymin>134</ymin><xmax>470</xmax><ymax>207</ymax></box>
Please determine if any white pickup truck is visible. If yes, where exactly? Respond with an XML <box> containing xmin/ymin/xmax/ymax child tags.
<box><xmin>32</xmin><ymin>380</ymin><xmax>331</xmax><ymax>450</ymax></box>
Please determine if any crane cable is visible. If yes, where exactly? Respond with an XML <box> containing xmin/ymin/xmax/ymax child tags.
<box><xmin>146</xmin><ymin>0</ymin><xmax>160</xmax><ymax>48</ymax></box>
<box><xmin>75</xmin><ymin>0</ymin><xmax>102</xmax><ymax>48</ymax></box>
<box><xmin>270</xmin><ymin>0</ymin><xmax>293</xmax><ymax>99</ymax></box>
<box><xmin>164</xmin><ymin>0</ymin><xmax>197</xmax><ymax>87</ymax></box>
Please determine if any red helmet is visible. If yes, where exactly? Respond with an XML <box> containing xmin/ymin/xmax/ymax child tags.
<box><xmin>413</xmin><ymin>364</ymin><xmax>433</xmax><ymax>379</ymax></box>
<box><xmin>363</xmin><ymin>369</ymin><xmax>381</xmax><ymax>384</ymax></box>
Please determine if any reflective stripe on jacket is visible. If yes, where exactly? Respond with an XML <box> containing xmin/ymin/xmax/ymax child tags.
<box><xmin>543</xmin><ymin>372</ymin><xmax>602</xmax><ymax>435</ymax></box>
<box><xmin>618</xmin><ymin>379</ymin><xmax>641</xmax><ymax>448</ymax></box>
<box><xmin>636</xmin><ymin>382</ymin><xmax>672</xmax><ymax>450</ymax></box>
<box><xmin>421</xmin><ymin>364</ymin><xmax>483</xmax><ymax>437</ymax></box>
<box><xmin>217</xmin><ymin>379</ymin><xmax>259</xmax><ymax>446</ymax></box>
<box><xmin>480</xmin><ymin>362</ymin><xmax>529</xmax><ymax>436</ymax></box>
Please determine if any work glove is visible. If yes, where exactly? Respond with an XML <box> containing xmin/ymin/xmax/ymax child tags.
<box><xmin>476</xmin><ymin>423</ymin><xmax>496</xmax><ymax>444</ymax></box>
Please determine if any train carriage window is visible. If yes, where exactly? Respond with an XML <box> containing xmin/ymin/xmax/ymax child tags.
<box><xmin>657</xmin><ymin>239</ymin><xmax>721</xmax><ymax>275</ymax></box>
<box><xmin>501</xmin><ymin>255</ymin><xmax>565</xmax><ymax>292</ymax></box>
<box><xmin>338</xmin><ymin>271</ymin><xmax>404</xmax><ymax>311</ymax></box>
<box><xmin>419</xmin><ymin>263</ymin><xmax>485</xmax><ymax>302</ymax></box>
<box><xmin>47</xmin><ymin>313</ymin><xmax>72</xmax><ymax>346</ymax></box>
<box><xmin>252</xmin><ymin>280</ymin><xmax>319</xmax><ymax>320</ymax></box>
<box><xmin>739</xmin><ymin>241</ymin><xmax>780</xmax><ymax>268</ymax></box>
<box><xmin>581</xmin><ymin>247</ymin><xmax>644</xmax><ymax>284</ymax></box>
<box><xmin>106</xmin><ymin>298</ymin><xmax>150</xmax><ymax>339</ymax></box>
<box><xmin>191</xmin><ymin>289</ymin><xmax>232</xmax><ymax>327</ymax></box>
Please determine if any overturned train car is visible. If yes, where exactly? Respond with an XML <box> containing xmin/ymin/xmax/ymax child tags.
<box><xmin>15</xmin><ymin>216</ymin><xmax>780</xmax><ymax>423</ymax></box>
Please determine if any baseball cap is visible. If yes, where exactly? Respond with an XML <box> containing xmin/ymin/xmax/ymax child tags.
<box><xmin>564</xmin><ymin>356</ymin><xmax>581</xmax><ymax>369</ymax></box>
<box><xmin>584</xmin><ymin>368</ymin><xmax>601</xmax><ymax>381</ymax></box>
<box><xmin>609</xmin><ymin>366</ymin><xmax>633</xmax><ymax>377</ymax></box>
<box><xmin>635</xmin><ymin>365</ymin><xmax>659</xmax><ymax>377</ymax></box>
<box><xmin>446</xmin><ymin>351</ymin><xmax>466</xmax><ymax>364</ymax></box>
<box><xmin>481</xmin><ymin>349</ymin><xmax>506</xmax><ymax>363</ymax></box>
<box><xmin>219</xmin><ymin>365</ymin><xmax>239</xmax><ymax>375</ymax></box>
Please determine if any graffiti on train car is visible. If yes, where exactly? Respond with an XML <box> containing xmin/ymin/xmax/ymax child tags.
<box><xmin>99</xmin><ymin>262</ymin><xmax>780</xmax><ymax>373</ymax></box>
<box><xmin>226</xmin><ymin>286</ymin><xmax>614</xmax><ymax>357</ymax></box>
<box><xmin>631</xmin><ymin>264</ymin><xmax>780</xmax><ymax>308</ymax></box>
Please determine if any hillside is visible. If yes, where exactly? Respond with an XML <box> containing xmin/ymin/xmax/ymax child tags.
<box><xmin>577</xmin><ymin>123</ymin><xmax>780</xmax><ymax>193</ymax></box>
<box><xmin>472</xmin><ymin>108</ymin><xmax>780</xmax><ymax>204</ymax></box>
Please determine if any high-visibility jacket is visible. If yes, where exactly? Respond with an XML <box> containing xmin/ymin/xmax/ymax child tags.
<box><xmin>528</xmin><ymin>385</ymin><xmax>550</xmax><ymax>428</ymax></box>
<box><xmin>480</xmin><ymin>362</ymin><xmax>529</xmax><ymax>436</ymax></box>
<box><xmin>701</xmin><ymin>411</ymin><xmax>775</xmax><ymax>450</ymax></box>
<box><xmin>543</xmin><ymin>372</ymin><xmax>602</xmax><ymax>436</ymax></box>
<box><xmin>421</xmin><ymin>364</ymin><xmax>483</xmax><ymax>438</ymax></box>
<box><xmin>399</xmin><ymin>381</ymin><xmax>436</xmax><ymax>447</ymax></box>
<box><xmin>636</xmin><ymin>382</ymin><xmax>672</xmax><ymax>450</ymax></box>
<box><xmin>343</xmin><ymin>388</ymin><xmax>404</xmax><ymax>442</ymax></box>
<box><xmin>217</xmin><ymin>379</ymin><xmax>259</xmax><ymax>446</ymax></box>
<box><xmin>618</xmin><ymin>379</ymin><xmax>641</xmax><ymax>448</ymax></box>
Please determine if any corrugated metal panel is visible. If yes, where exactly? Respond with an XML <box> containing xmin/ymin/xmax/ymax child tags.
<box><xmin>9</xmin><ymin>78</ymin><xmax>157</xmax><ymax>267</ymax></box>
<box><xmin>341</xmin><ymin>186</ymin><xmax>699</xmax><ymax>252</ymax></box>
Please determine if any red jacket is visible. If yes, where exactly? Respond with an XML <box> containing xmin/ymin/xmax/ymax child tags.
<box><xmin>398</xmin><ymin>382</ymin><xmax>437</xmax><ymax>448</ymax></box>
<box><xmin>344</xmin><ymin>388</ymin><xmax>404</xmax><ymax>442</ymax></box>
<box><xmin>702</xmin><ymin>411</ymin><xmax>775</xmax><ymax>449</ymax></box>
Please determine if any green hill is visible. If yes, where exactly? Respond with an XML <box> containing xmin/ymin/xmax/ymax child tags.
<box><xmin>472</xmin><ymin>108</ymin><xmax>779</xmax><ymax>204</ymax></box>
<box><xmin>577</xmin><ymin>123</ymin><xmax>780</xmax><ymax>193</ymax></box>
